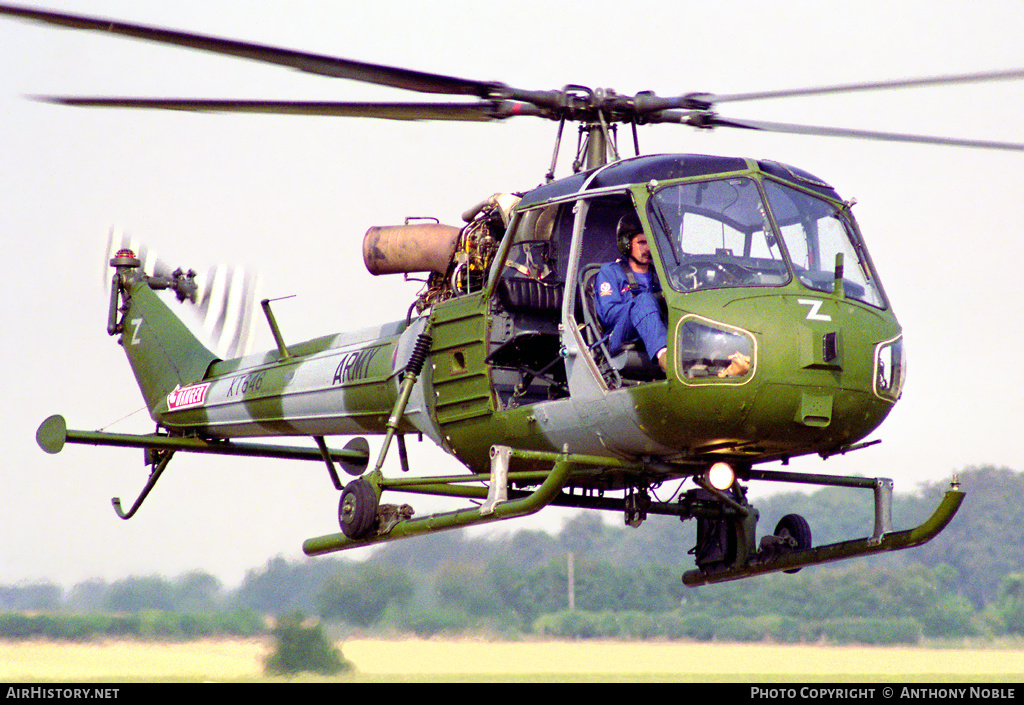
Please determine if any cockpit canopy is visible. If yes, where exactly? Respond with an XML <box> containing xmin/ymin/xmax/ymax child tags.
<box><xmin>487</xmin><ymin>154</ymin><xmax>893</xmax><ymax>398</ymax></box>
<box><xmin>647</xmin><ymin>173</ymin><xmax>886</xmax><ymax>308</ymax></box>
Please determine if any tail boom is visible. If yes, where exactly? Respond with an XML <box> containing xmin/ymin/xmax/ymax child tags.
<box><xmin>158</xmin><ymin>334</ymin><xmax>403</xmax><ymax>439</ymax></box>
<box><xmin>108</xmin><ymin>250</ymin><xmax>413</xmax><ymax>440</ymax></box>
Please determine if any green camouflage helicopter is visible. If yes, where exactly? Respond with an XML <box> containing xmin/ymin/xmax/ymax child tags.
<box><xmin>9</xmin><ymin>4</ymin><xmax>1021</xmax><ymax>586</ymax></box>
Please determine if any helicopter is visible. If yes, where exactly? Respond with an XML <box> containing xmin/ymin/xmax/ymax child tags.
<box><xmin>7</xmin><ymin>4</ymin><xmax>1021</xmax><ymax>587</ymax></box>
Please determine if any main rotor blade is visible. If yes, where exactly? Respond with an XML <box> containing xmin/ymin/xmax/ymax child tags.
<box><xmin>0</xmin><ymin>4</ymin><xmax>505</xmax><ymax>99</ymax></box>
<box><xmin>31</xmin><ymin>96</ymin><xmax>545</xmax><ymax>121</ymax></box>
<box><xmin>659</xmin><ymin>111</ymin><xmax>1024</xmax><ymax>151</ymax></box>
<box><xmin>706</xmin><ymin>68</ymin><xmax>1024</xmax><ymax>105</ymax></box>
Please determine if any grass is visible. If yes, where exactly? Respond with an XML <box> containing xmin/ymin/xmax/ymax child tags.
<box><xmin>1</xmin><ymin>638</ymin><xmax>1022</xmax><ymax>682</ymax></box>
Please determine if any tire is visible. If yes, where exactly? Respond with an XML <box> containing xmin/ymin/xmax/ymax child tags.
<box><xmin>339</xmin><ymin>477</ymin><xmax>378</xmax><ymax>539</ymax></box>
<box><xmin>774</xmin><ymin>513</ymin><xmax>812</xmax><ymax>574</ymax></box>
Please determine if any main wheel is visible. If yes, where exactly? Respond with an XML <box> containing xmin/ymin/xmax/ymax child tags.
<box><xmin>774</xmin><ymin>513</ymin><xmax>812</xmax><ymax>574</ymax></box>
<box><xmin>339</xmin><ymin>477</ymin><xmax>378</xmax><ymax>539</ymax></box>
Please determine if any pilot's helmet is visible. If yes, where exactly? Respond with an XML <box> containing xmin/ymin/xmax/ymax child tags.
<box><xmin>616</xmin><ymin>212</ymin><xmax>643</xmax><ymax>256</ymax></box>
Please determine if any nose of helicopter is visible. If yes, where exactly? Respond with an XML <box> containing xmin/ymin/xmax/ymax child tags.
<box><xmin>657</xmin><ymin>293</ymin><xmax>903</xmax><ymax>460</ymax></box>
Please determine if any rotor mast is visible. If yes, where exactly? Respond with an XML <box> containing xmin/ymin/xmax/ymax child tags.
<box><xmin>583</xmin><ymin>107</ymin><xmax>622</xmax><ymax>170</ymax></box>
<box><xmin>582</xmin><ymin>119</ymin><xmax>612</xmax><ymax>171</ymax></box>
<box><xmin>559</xmin><ymin>87</ymin><xmax>628</xmax><ymax>174</ymax></box>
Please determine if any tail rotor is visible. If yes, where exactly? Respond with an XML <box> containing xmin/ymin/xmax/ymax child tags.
<box><xmin>105</xmin><ymin>228</ymin><xmax>260</xmax><ymax>359</ymax></box>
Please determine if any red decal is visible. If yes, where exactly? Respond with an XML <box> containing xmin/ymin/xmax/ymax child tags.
<box><xmin>166</xmin><ymin>383</ymin><xmax>210</xmax><ymax>410</ymax></box>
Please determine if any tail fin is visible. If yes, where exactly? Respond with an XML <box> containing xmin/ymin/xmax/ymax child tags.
<box><xmin>117</xmin><ymin>276</ymin><xmax>220</xmax><ymax>416</ymax></box>
<box><xmin>105</xmin><ymin>236</ymin><xmax>259</xmax><ymax>418</ymax></box>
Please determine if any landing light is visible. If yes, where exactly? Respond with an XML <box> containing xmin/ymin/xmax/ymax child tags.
<box><xmin>706</xmin><ymin>462</ymin><xmax>735</xmax><ymax>491</ymax></box>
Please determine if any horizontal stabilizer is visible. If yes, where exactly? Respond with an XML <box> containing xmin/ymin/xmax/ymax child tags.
<box><xmin>37</xmin><ymin>414</ymin><xmax>369</xmax><ymax>464</ymax></box>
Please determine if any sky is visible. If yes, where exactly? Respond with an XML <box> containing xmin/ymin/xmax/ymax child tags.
<box><xmin>1</xmin><ymin>0</ymin><xmax>1022</xmax><ymax>590</ymax></box>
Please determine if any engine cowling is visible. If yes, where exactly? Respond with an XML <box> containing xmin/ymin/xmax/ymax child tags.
<box><xmin>362</xmin><ymin>223</ymin><xmax>462</xmax><ymax>276</ymax></box>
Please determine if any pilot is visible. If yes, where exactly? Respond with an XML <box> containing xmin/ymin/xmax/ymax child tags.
<box><xmin>594</xmin><ymin>213</ymin><xmax>668</xmax><ymax>372</ymax></box>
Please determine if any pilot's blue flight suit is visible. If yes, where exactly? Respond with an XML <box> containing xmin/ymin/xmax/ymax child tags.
<box><xmin>594</xmin><ymin>259</ymin><xmax>668</xmax><ymax>359</ymax></box>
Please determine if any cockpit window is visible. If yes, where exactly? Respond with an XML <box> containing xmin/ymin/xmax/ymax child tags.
<box><xmin>648</xmin><ymin>178</ymin><xmax>790</xmax><ymax>292</ymax></box>
<box><xmin>648</xmin><ymin>177</ymin><xmax>886</xmax><ymax>309</ymax></box>
<box><xmin>763</xmin><ymin>180</ymin><xmax>886</xmax><ymax>309</ymax></box>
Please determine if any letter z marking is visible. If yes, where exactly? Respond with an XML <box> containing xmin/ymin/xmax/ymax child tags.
<box><xmin>797</xmin><ymin>298</ymin><xmax>832</xmax><ymax>322</ymax></box>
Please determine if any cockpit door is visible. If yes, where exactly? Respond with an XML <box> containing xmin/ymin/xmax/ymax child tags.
<box><xmin>561</xmin><ymin>191</ymin><xmax>667</xmax><ymax>396</ymax></box>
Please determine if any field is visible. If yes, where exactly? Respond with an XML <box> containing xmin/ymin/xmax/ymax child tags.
<box><xmin>2</xmin><ymin>638</ymin><xmax>1023</xmax><ymax>681</ymax></box>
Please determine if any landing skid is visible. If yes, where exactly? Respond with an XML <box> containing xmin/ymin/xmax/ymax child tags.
<box><xmin>304</xmin><ymin>447</ymin><xmax>591</xmax><ymax>555</ymax></box>
<box><xmin>38</xmin><ymin>412</ymin><xmax>965</xmax><ymax>586</ymax></box>
<box><xmin>305</xmin><ymin>447</ymin><xmax>964</xmax><ymax>592</ymax></box>
<box><xmin>683</xmin><ymin>483</ymin><xmax>964</xmax><ymax>586</ymax></box>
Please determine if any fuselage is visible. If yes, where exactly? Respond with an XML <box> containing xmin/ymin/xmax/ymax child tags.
<box><xmin>153</xmin><ymin>154</ymin><xmax>903</xmax><ymax>478</ymax></box>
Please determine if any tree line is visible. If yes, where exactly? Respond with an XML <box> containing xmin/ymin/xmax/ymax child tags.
<box><xmin>3</xmin><ymin>465</ymin><xmax>1022</xmax><ymax>643</ymax></box>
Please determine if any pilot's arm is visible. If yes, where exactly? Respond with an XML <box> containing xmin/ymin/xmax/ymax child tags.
<box><xmin>594</xmin><ymin>262</ymin><xmax>631</xmax><ymax>329</ymax></box>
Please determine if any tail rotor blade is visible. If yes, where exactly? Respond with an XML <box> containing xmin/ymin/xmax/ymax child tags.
<box><xmin>194</xmin><ymin>264</ymin><xmax>259</xmax><ymax>358</ymax></box>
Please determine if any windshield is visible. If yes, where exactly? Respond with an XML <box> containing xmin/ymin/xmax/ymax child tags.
<box><xmin>648</xmin><ymin>177</ymin><xmax>789</xmax><ymax>292</ymax></box>
<box><xmin>763</xmin><ymin>180</ymin><xmax>885</xmax><ymax>308</ymax></box>
<box><xmin>648</xmin><ymin>177</ymin><xmax>886</xmax><ymax>308</ymax></box>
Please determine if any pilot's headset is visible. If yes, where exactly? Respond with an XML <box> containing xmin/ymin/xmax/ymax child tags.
<box><xmin>616</xmin><ymin>212</ymin><xmax>643</xmax><ymax>257</ymax></box>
